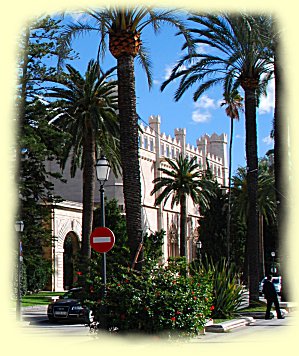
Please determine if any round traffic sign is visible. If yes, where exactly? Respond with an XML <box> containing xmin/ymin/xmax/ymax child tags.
<box><xmin>90</xmin><ymin>227</ymin><xmax>115</xmax><ymax>253</ymax></box>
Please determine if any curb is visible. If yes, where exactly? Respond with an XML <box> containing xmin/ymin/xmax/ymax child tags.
<box><xmin>205</xmin><ymin>317</ymin><xmax>255</xmax><ymax>333</ymax></box>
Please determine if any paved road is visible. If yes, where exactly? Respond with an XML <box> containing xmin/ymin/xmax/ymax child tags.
<box><xmin>19</xmin><ymin>306</ymin><xmax>91</xmax><ymax>337</ymax></box>
<box><xmin>17</xmin><ymin>305</ymin><xmax>296</xmax><ymax>344</ymax></box>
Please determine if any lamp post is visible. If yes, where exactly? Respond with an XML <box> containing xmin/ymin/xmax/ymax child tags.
<box><xmin>15</xmin><ymin>220</ymin><xmax>24</xmax><ymax>321</ymax></box>
<box><xmin>271</xmin><ymin>251</ymin><xmax>276</xmax><ymax>275</ymax></box>
<box><xmin>95</xmin><ymin>156</ymin><xmax>111</xmax><ymax>298</ymax></box>
<box><xmin>196</xmin><ymin>240</ymin><xmax>202</xmax><ymax>264</ymax></box>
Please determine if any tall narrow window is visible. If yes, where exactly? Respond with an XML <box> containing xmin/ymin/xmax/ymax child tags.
<box><xmin>150</xmin><ymin>138</ymin><xmax>154</xmax><ymax>152</ymax></box>
<box><xmin>144</xmin><ymin>136</ymin><xmax>148</xmax><ymax>150</ymax></box>
<box><xmin>166</xmin><ymin>145</ymin><xmax>170</xmax><ymax>157</ymax></box>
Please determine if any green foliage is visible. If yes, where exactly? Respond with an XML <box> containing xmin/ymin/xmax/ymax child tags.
<box><xmin>231</xmin><ymin>160</ymin><xmax>277</xmax><ymax>225</ymax></box>
<box><xmin>80</xmin><ymin>212</ymin><xmax>213</xmax><ymax>337</ymax></box>
<box><xmin>12</xmin><ymin>260</ymin><xmax>27</xmax><ymax>298</ymax></box>
<box><xmin>18</xmin><ymin>15</ymin><xmax>77</xmax><ymax>100</ymax></box>
<box><xmin>19</xmin><ymin>202</ymin><xmax>55</xmax><ymax>292</ymax></box>
<box><xmin>143</xmin><ymin>230</ymin><xmax>164</xmax><ymax>264</ymax></box>
<box><xmin>151</xmin><ymin>154</ymin><xmax>215</xmax><ymax>257</ymax></box>
<box><xmin>200</xmin><ymin>258</ymin><xmax>245</xmax><ymax>319</ymax></box>
<box><xmin>91</xmin><ymin>199</ymin><xmax>130</xmax><ymax>273</ymax></box>
<box><xmin>197</xmin><ymin>182</ymin><xmax>228</xmax><ymax>262</ymax></box>
<box><xmin>83</xmin><ymin>258</ymin><xmax>214</xmax><ymax>337</ymax></box>
<box><xmin>25</xmin><ymin>255</ymin><xmax>52</xmax><ymax>292</ymax></box>
<box><xmin>17</xmin><ymin>16</ymin><xmax>75</xmax><ymax>294</ymax></box>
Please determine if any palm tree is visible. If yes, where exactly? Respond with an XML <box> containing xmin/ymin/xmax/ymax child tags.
<box><xmin>232</xmin><ymin>162</ymin><xmax>276</xmax><ymax>228</ymax></box>
<box><xmin>220</xmin><ymin>84</ymin><xmax>244</xmax><ymax>261</ymax></box>
<box><xmin>254</xmin><ymin>16</ymin><xmax>289</xmax><ymax>300</ymax></box>
<box><xmin>151</xmin><ymin>154</ymin><xmax>214</xmax><ymax>257</ymax></box>
<box><xmin>232</xmin><ymin>160</ymin><xmax>277</xmax><ymax>278</ymax></box>
<box><xmin>46</xmin><ymin>59</ymin><xmax>120</xmax><ymax>262</ymax></box>
<box><xmin>62</xmin><ymin>6</ymin><xmax>191</xmax><ymax>268</ymax></box>
<box><xmin>161</xmin><ymin>13</ymin><xmax>273</xmax><ymax>304</ymax></box>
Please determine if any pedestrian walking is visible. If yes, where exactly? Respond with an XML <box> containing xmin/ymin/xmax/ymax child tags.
<box><xmin>262</xmin><ymin>275</ymin><xmax>284</xmax><ymax>319</ymax></box>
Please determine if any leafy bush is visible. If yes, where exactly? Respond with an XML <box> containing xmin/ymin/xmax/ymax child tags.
<box><xmin>25</xmin><ymin>256</ymin><xmax>52</xmax><ymax>292</ymax></box>
<box><xmin>83</xmin><ymin>257</ymin><xmax>213</xmax><ymax>337</ymax></box>
<box><xmin>12</xmin><ymin>259</ymin><xmax>28</xmax><ymax>298</ymax></box>
<box><xmin>199</xmin><ymin>258</ymin><xmax>245</xmax><ymax>318</ymax></box>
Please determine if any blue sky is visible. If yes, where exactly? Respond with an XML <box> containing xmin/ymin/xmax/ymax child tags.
<box><xmin>65</xmin><ymin>11</ymin><xmax>275</xmax><ymax>174</ymax></box>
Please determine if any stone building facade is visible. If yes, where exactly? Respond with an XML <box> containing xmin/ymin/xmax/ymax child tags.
<box><xmin>47</xmin><ymin>115</ymin><xmax>228</xmax><ymax>291</ymax></box>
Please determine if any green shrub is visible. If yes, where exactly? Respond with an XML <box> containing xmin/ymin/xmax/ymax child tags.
<box><xmin>25</xmin><ymin>256</ymin><xmax>52</xmax><ymax>292</ymax></box>
<box><xmin>84</xmin><ymin>257</ymin><xmax>213</xmax><ymax>337</ymax></box>
<box><xmin>200</xmin><ymin>258</ymin><xmax>245</xmax><ymax>319</ymax></box>
<box><xmin>12</xmin><ymin>259</ymin><xmax>28</xmax><ymax>298</ymax></box>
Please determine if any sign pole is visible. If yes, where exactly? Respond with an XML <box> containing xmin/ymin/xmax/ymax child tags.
<box><xmin>100</xmin><ymin>184</ymin><xmax>107</xmax><ymax>330</ymax></box>
<box><xmin>100</xmin><ymin>184</ymin><xmax>107</xmax><ymax>298</ymax></box>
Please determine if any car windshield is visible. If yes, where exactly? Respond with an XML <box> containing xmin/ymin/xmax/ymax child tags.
<box><xmin>272</xmin><ymin>278</ymin><xmax>280</xmax><ymax>284</ymax></box>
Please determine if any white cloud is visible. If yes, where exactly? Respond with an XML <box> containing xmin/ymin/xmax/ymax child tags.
<box><xmin>191</xmin><ymin>94</ymin><xmax>218</xmax><ymax>124</ymax></box>
<box><xmin>153</xmin><ymin>79</ymin><xmax>161</xmax><ymax>86</ymax></box>
<box><xmin>194</xmin><ymin>95</ymin><xmax>216</xmax><ymax>109</ymax></box>
<box><xmin>195</xmin><ymin>43</ymin><xmax>208</xmax><ymax>53</ymax></box>
<box><xmin>262</xmin><ymin>135</ymin><xmax>274</xmax><ymax>145</ymax></box>
<box><xmin>258</xmin><ymin>78</ymin><xmax>275</xmax><ymax>115</ymax></box>
<box><xmin>192</xmin><ymin>110</ymin><xmax>211</xmax><ymax>123</ymax></box>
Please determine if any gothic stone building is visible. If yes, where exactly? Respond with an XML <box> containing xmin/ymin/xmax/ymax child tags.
<box><xmin>46</xmin><ymin>115</ymin><xmax>228</xmax><ymax>291</ymax></box>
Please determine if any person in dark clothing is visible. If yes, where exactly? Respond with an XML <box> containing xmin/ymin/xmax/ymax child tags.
<box><xmin>262</xmin><ymin>275</ymin><xmax>284</xmax><ymax>319</ymax></box>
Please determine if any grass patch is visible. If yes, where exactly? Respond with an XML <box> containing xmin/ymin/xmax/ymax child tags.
<box><xmin>213</xmin><ymin>318</ymin><xmax>234</xmax><ymax>324</ymax></box>
<box><xmin>239</xmin><ymin>300</ymin><xmax>267</xmax><ymax>313</ymax></box>
<box><xmin>21</xmin><ymin>291</ymin><xmax>65</xmax><ymax>307</ymax></box>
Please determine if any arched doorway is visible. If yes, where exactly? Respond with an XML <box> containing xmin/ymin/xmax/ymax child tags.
<box><xmin>63</xmin><ymin>232</ymin><xmax>79</xmax><ymax>290</ymax></box>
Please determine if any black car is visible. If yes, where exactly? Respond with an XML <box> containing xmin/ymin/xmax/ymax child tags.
<box><xmin>47</xmin><ymin>287</ymin><xmax>94</xmax><ymax>324</ymax></box>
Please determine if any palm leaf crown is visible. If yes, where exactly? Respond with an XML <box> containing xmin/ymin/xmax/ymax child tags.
<box><xmin>46</xmin><ymin>60</ymin><xmax>120</xmax><ymax>176</ymax></box>
<box><xmin>161</xmin><ymin>13</ymin><xmax>274</xmax><ymax>103</ymax></box>
<box><xmin>62</xmin><ymin>6</ymin><xmax>193</xmax><ymax>88</ymax></box>
<box><xmin>151</xmin><ymin>154</ymin><xmax>214</xmax><ymax>210</ymax></box>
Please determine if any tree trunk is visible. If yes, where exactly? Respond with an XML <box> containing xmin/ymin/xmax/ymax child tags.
<box><xmin>227</xmin><ymin>116</ymin><xmax>234</xmax><ymax>262</ymax></box>
<box><xmin>243</xmin><ymin>85</ymin><xmax>260</xmax><ymax>305</ymax></box>
<box><xmin>274</xmin><ymin>49</ymin><xmax>288</xmax><ymax>301</ymax></box>
<box><xmin>81</xmin><ymin>128</ymin><xmax>96</xmax><ymax>260</ymax></box>
<box><xmin>180</xmin><ymin>194</ymin><xmax>187</xmax><ymax>257</ymax></box>
<box><xmin>117</xmin><ymin>55</ymin><xmax>143</xmax><ymax>269</ymax></box>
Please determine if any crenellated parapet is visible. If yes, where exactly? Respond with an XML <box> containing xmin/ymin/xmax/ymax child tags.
<box><xmin>138</xmin><ymin>117</ymin><xmax>228</xmax><ymax>185</ymax></box>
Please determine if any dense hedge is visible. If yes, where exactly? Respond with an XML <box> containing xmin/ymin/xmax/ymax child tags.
<box><xmin>83</xmin><ymin>258</ymin><xmax>214</xmax><ymax>337</ymax></box>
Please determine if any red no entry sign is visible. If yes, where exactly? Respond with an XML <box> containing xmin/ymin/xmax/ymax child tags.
<box><xmin>90</xmin><ymin>227</ymin><xmax>115</xmax><ymax>253</ymax></box>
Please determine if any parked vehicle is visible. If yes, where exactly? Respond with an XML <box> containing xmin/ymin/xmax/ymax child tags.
<box><xmin>259</xmin><ymin>276</ymin><xmax>282</xmax><ymax>296</ymax></box>
<box><xmin>47</xmin><ymin>287</ymin><xmax>94</xmax><ymax>324</ymax></box>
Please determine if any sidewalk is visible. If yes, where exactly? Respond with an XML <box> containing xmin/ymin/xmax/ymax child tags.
<box><xmin>201</xmin><ymin>300</ymin><xmax>297</xmax><ymax>334</ymax></box>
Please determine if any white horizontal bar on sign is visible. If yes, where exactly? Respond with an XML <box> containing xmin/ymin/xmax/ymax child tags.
<box><xmin>93</xmin><ymin>237</ymin><xmax>111</xmax><ymax>243</ymax></box>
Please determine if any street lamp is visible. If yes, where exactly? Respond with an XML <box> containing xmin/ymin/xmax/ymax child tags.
<box><xmin>271</xmin><ymin>251</ymin><xmax>276</xmax><ymax>274</ymax></box>
<box><xmin>95</xmin><ymin>156</ymin><xmax>111</xmax><ymax>325</ymax></box>
<box><xmin>15</xmin><ymin>220</ymin><xmax>24</xmax><ymax>321</ymax></box>
<box><xmin>196</xmin><ymin>240</ymin><xmax>202</xmax><ymax>264</ymax></box>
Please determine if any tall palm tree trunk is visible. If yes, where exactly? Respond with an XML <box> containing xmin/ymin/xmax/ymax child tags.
<box><xmin>227</xmin><ymin>116</ymin><xmax>234</xmax><ymax>262</ymax></box>
<box><xmin>179</xmin><ymin>194</ymin><xmax>187</xmax><ymax>257</ymax></box>
<box><xmin>243</xmin><ymin>85</ymin><xmax>260</xmax><ymax>304</ymax></box>
<box><xmin>81</xmin><ymin>130</ymin><xmax>96</xmax><ymax>260</ymax></box>
<box><xmin>274</xmin><ymin>51</ymin><xmax>288</xmax><ymax>301</ymax></box>
<box><xmin>117</xmin><ymin>55</ymin><xmax>143</xmax><ymax>269</ymax></box>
